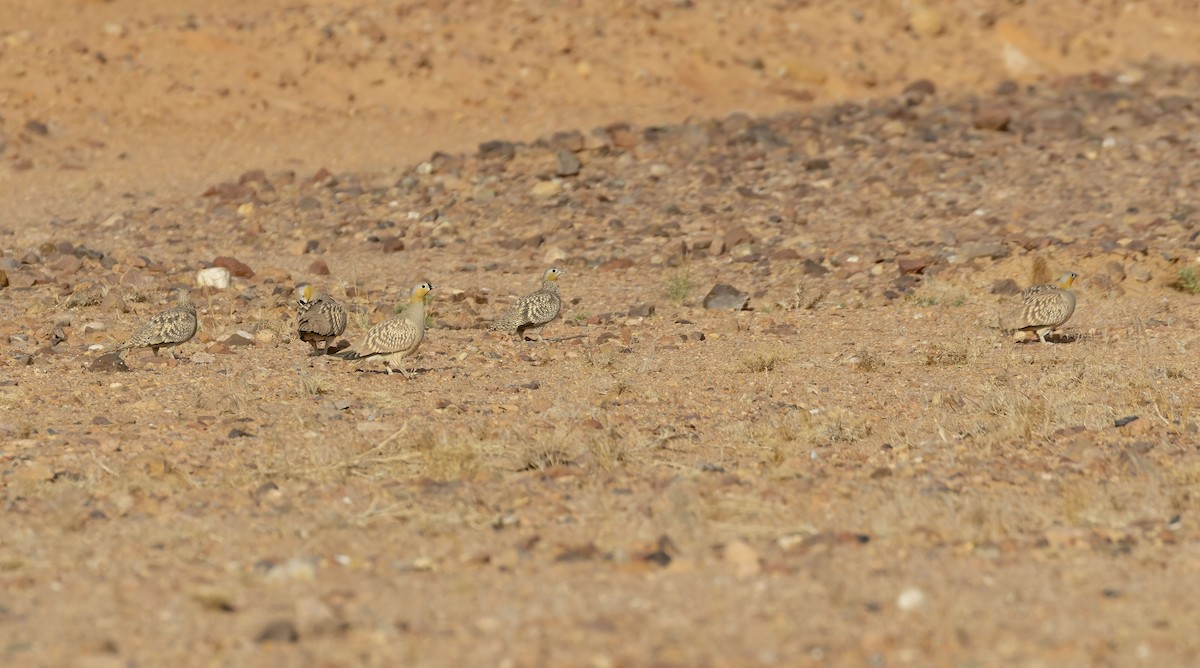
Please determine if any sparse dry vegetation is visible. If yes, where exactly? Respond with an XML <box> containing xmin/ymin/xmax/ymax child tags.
<box><xmin>6</xmin><ymin>3</ymin><xmax>1200</xmax><ymax>665</ymax></box>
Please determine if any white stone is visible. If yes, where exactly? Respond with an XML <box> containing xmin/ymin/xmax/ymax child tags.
<box><xmin>897</xmin><ymin>586</ymin><xmax>927</xmax><ymax>612</ymax></box>
<box><xmin>196</xmin><ymin>266</ymin><xmax>231</xmax><ymax>289</ymax></box>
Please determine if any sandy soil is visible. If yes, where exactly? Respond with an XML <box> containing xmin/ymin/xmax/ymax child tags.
<box><xmin>3</xmin><ymin>1</ymin><xmax>1200</xmax><ymax>666</ymax></box>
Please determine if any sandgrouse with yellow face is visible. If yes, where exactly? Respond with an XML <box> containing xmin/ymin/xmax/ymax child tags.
<box><xmin>117</xmin><ymin>291</ymin><xmax>198</xmax><ymax>360</ymax></box>
<box><xmin>491</xmin><ymin>267</ymin><xmax>564</xmax><ymax>342</ymax></box>
<box><xmin>1000</xmin><ymin>272</ymin><xmax>1078</xmax><ymax>343</ymax></box>
<box><xmin>334</xmin><ymin>281</ymin><xmax>435</xmax><ymax>377</ymax></box>
<box><xmin>296</xmin><ymin>284</ymin><xmax>347</xmax><ymax>355</ymax></box>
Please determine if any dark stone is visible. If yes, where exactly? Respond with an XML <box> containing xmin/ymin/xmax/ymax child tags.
<box><xmin>702</xmin><ymin>284</ymin><xmax>749</xmax><ymax>310</ymax></box>
<box><xmin>902</xmin><ymin>79</ymin><xmax>937</xmax><ymax>105</ymax></box>
<box><xmin>554</xmin><ymin>149</ymin><xmax>582</xmax><ymax>177</ymax></box>
<box><xmin>24</xmin><ymin>119</ymin><xmax>49</xmax><ymax>136</ymax></box>
<box><xmin>801</xmin><ymin>259</ymin><xmax>829</xmax><ymax>276</ymax></box>
<box><xmin>478</xmin><ymin>140</ymin><xmax>516</xmax><ymax>161</ymax></box>
<box><xmin>89</xmin><ymin>353</ymin><xmax>130</xmax><ymax>373</ymax></box>
<box><xmin>628</xmin><ymin>303</ymin><xmax>655</xmax><ymax>318</ymax></box>
<box><xmin>256</xmin><ymin>620</ymin><xmax>299</xmax><ymax>644</ymax></box>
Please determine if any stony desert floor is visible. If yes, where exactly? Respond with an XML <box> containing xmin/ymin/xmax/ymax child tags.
<box><xmin>4</xmin><ymin>1</ymin><xmax>1200</xmax><ymax>666</ymax></box>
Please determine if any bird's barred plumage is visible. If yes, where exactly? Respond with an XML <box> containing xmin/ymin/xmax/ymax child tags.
<box><xmin>334</xmin><ymin>281</ymin><xmax>434</xmax><ymax>376</ymax></box>
<box><xmin>296</xmin><ymin>284</ymin><xmax>347</xmax><ymax>354</ymax></box>
<box><xmin>1000</xmin><ymin>272</ymin><xmax>1078</xmax><ymax>343</ymax></box>
<box><xmin>117</xmin><ymin>293</ymin><xmax>198</xmax><ymax>359</ymax></box>
<box><xmin>491</xmin><ymin>267</ymin><xmax>564</xmax><ymax>341</ymax></box>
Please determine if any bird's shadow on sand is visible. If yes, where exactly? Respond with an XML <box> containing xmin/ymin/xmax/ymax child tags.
<box><xmin>1017</xmin><ymin>333</ymin><xmax>1078</xmax><ymax>345</ymax></box>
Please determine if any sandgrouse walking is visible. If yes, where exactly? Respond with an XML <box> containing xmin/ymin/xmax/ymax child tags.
<box><xmin>334</xmin><ymin>281</ymin><xmax>435</xmax><ymax>377</ymax></box>
<box><xmin>296</xmin><ymin>284</ymin><xmax>347</xmax><ymax>355</ymax></box>
<box><xmin>1000</xmin><ymin>272</ymin><xmax>1078</xmax><ymax>343</ymax></box>
<box><xmin>117</xmin><ymin>291</ymin><xmax>198</xmax><ymax>359</ymax></box>
<box><xmin>491</xmin><ymin>267</ymin><xmax>564</xmax><ymax>342</ymax></box>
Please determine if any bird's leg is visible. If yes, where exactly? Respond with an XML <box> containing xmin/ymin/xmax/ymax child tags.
<box><xmin>1037</xmin><ymin>329</ymin><xmax>1049</xmax><ymax>344</ymax></box>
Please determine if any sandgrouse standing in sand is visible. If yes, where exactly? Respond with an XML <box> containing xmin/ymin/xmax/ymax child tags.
<box><xmin>491</xmin><ymin>267</ymin><xmax>564</xmax><ymax>342</ymax></box>
<box><xmin>334</xmin><ymin>281</ymin><xmax>435</xmax><ymax>377</ymax></box>
<box><xmin>117</xmin><ymin>291</ymin><xmax>198</xmax><ymax>359</ymax></box>
<box><xmin>296</xmin><ymin>284</ymin><xmax>347</xmax><ymax>355</ymax></box>
<box><xmin>999</xmin><ymin>272</ymin><xmax>1078</xmax><ymax>343</ymax></box>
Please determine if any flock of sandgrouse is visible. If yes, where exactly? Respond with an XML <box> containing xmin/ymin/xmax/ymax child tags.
<box><xmin>111</xmin><ymin>267</ymin><xmax>566</xmax><ymax>376</ymax></box>
<box><xmin>108</xmin><ymin>266</ymin><xmax>1078</xmax><ymax>375</ymax></box>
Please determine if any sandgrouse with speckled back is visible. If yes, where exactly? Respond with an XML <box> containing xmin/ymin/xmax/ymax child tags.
<box><xmin>491</xmin><ymin>267</ymin><xmax>564</xmax><ymax>342</ymax></box>
<box><xmin>334</xmin><ymin>281</ymin><xmax>434</xmax><ymax>376</ymax></box>
<box><xmin>296</xmin><ymin>284</ymin><xmax>347</xmax><ymax>355</ymax></box>
<box><xmin>117</xmin><ymin>291</ymin><xmax>198</xmax><ymax>359</ymax></box>
<box><xmin>1000</xmin><ymin>272</ymin><xmax>1078</xmax><ymax>343</ymax></box>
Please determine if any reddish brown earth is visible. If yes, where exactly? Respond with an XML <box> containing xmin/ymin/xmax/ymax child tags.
<box><xmin>4</xmin><ymin>1</ymin><xmax>1200</xmax><ymax>666</ymax></box>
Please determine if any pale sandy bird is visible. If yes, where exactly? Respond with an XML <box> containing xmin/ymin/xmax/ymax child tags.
<box><xmin>116</xmin><ymin>291</ymin><xmax>198</xmax><ymax>359</ymax></box>
<box><xmin>999</xmin><ymin>272</ymin><xmax>1078</xmax><ymax>343</ymax></box>
<box><xmin>334</xmin><ymin>281</ymin><xmax>435</xmax><ymax>376</ymax></box>
<box><xmin>296</xmin><ymin>284</ymin><xmax>347</xmax><ymax>355</ymax></box>
<box><xmin>491</xmin><ymin>267</ymin><xmax>564</xmax><ymax>341</ymax></box>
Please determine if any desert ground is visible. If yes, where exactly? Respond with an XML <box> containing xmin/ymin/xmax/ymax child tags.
<box><xmin>4</xmin><ymin>0</ymin><xmax>1200</xmax><ymax>666</ymax></box>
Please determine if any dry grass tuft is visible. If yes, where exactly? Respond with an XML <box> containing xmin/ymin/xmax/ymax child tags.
<box><xmin>780</xmin><ymin>280</ymin><xmax>825</xmax><ymax>311</ymax></box>
<box><xmin>853</xmin><ymin>348</ymin><xmax>885</xmax><ymax>372</ymax></box>
<box><xmin>1029</xmin><ymin>255</ymin><xmax>1053</xmax><ymax>286</ymax></box>
<box><xmin>739</xmin><ymin>350</ymin><xmax>788</xmax><ymax>373</ymax></box>
<box><xmin>924</xmin><ymin>342</ymin><xmax>975</xmax><ymax>366</ymax></box>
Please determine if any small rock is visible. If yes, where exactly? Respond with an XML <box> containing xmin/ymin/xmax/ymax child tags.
<box><xmin>990</xmin><ymin>279</ymin><xmax>1020</xmax><ymax>296</ymax></box>
<box><xmin>196</xmin><ymin>266</ymin><xmax>231</xmax><ymax>289</ymax></box>
<box><xmin>703</xmin><ymin>284</ymin><xmax>749</xmax><ymax>310</ymax></box>
<box><xmin>254</xmin><ymin>329</ymin><xmax>277</xmax><ymax>345</ymax></box>
<box><xmin>801</xmin><ymin>259</ymin><xmax>829</xmax><ymax>276</ymax></box>
<box><xmin>723</xmin><ymin>539</ymin><xmax>761</xmax><ymax>580</ymax></box>
<box><xmin>723</xmin><ymin>226</ymin><xmax>753</xmax><ymax>250</ymax></box>
<box><xmin>897</xmin><ymin>586</ymin><xmax>927</xmax><ymax>612</ymax></box>
<box><xmin>908</xmin><ymin>6</ymin><xmax>944</xmax><ymax>37</ymax></box>
<box><xmin>628</xmin><ymin>303</ymin><xmax>655</xmax><ymax>318</ymax></box>
<box><xmin>554</xmin><ymin>149</ymin><xmax>582</xmax><ymax>177</ymax></box>
<box><xmin>901</xmin><ymin>79</ymin><xmax>937</xmax><ymax>105</ymax></box>
<box><xmin>308</xmin><ymin>259</ymin><xmax>331</xmax><ymax>276</ymax></box>
<box><xmin>100</xmin><ymin>290</ymin><xmax>127</xmax><ymax>313</ymax></box>
<box><xmin>213</xmin><ymin>256</ymin><xmax>254</xmax><ymax>278</ymax></box>
<box><xmin>896</xmin><ymin>256</ymin><xmax>934</xmax><ymax>275</ymax></box>
<box><xmin>24</xmin><ymin>119</ymin><xmax>49</xmax><ymax>136</ymax></box>
<box><xmin>530</xmin><ymin>180</ymin><xmax>563</xmax><ymax>199</ymax></box>
<box><xmin>89</xmin><ymin>353</ymin><xmax>130</xmax><ymax>373</ymax></box>
<box><xmin>0</xmin><ymin>270</ymin><xmax>7</xmax><ymax>288</ymax></box>
<box><xmin>222</xmin><ymin>333</ymin><xmax>255</xmax><ymax>347</ymax></box>
<box><xmin>190</xmin><ymin>352</ymin><xmax>216</xmax><ymax>365</ymax></box>
<box><xmin>295</xmin><ymin>596</ymin><xmax>343</xmax><ymax>637</ymax></box>
<box><xmin>296</xmin><ymin>196</ymin><xmax>322</xmax><ymax>212</ymax></box>
<box><xmin>256</xmin><ymin>620</ymin><xmax>299</xmax><ymax>644</ymax></box>
<box><xmin>479</xmin><ymin>140</ymin><xmax>516</xmax><ymax>161</ymax></box>
<box><xmin>974</xmin><ymin>107</ymin><xmax>1012</xmax><ymax>131</ymax></box>
<box><xmin>51</xmin><ymin>255</ymin><xmax>83</xmax><ymax>274</ymax></box>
